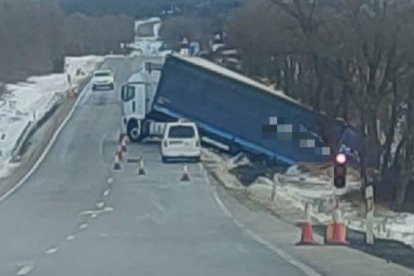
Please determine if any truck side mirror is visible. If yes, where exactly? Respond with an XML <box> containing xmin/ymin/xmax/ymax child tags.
<box><xmin>121</xmin><ymin>84</ymin><xmax>135</xmax><ymax>101</ymax></box>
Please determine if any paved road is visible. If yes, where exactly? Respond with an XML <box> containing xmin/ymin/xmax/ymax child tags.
<box><xmin>0</xmin><ymin>57</ymin><xmax>306</xmax><ymax>276</ymax></box>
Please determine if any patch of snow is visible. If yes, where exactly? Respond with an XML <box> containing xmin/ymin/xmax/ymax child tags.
<box><xmin>0</xmin><ymin>55</ymin><xmax>104</xmax><ymax>179</ymax></box>
<box><xmin>225</xmin><ymin>152</ymin><xmax>251</xmax><ymax>170</ymax></box>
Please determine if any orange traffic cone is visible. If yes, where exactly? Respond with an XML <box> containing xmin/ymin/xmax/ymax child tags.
<box><xmin>138</xmin><ymin>158</ymin><xmax>146</xmax><ymax>176</ymax></box>
<box><xmin>180</xmin><ymin>165</ymin><xmax>190</xmax><ymax>181</ymax></box>
<box><xmin>325</xmin><ymin>209</ymin><xmax>348</xmax><ymax>245</ymax></box>
<box><xmin>116</xmin><ymin>147</ymin><xmax>123</xmax><ymax>162</ymax></box>
<box><xmin>296</xmin><ymin>203</ymin><xmax>318</xmax><ymax>245</ymax></box>
<box><xmin>296</xmin><ymin>222</ymin><xmax>318</xmax><ymax>245</ymax></box>
<box><xmin>113</xmin><ymin>151</ymin><xmax>121</xmax><ymax>171</ymax></box>
<box><xmin>326</xmin><ymin>222</ymin><xmax>348</xmax><ymax>245</ymax></box>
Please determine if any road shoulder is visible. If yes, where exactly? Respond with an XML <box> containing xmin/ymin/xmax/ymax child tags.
<box><xmin>211</xmin><ymin>177</ymin><xmax>414</xmax><ymax>276</ymax></box>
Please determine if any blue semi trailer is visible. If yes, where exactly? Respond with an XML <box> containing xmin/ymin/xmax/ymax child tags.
<box><xmin>123</xmin><ymin>54</ymin><xmax>360</xmax><ymax>165</ymax></box>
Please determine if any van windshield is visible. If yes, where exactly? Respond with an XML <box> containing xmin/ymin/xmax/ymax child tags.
<box><xmin>94</xmin><ymin>72</ymin><xmax>111</xmax><ymax>77</ymax></box>
<box><xmin>168</xmin><ymin>126</ymin><xmax>195</xmax><ymax>139</ymax></box>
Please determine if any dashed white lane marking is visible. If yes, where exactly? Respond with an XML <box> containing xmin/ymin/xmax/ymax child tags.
<box><xmin>96</xmin><ymin>201</ymin><xmax>105</xmax><ymax>209</ymax></box>
<box><xmin>16</xmin><ymin>264</ymin><xmax>34</xmax><ymax>275</ymax></box>
<box><xmin>150</xmin><ymin>199</ymin><xmax>166</xmax><ymax>214</ymax></box>
<box><xmin>81</xmin><ymin>210</ymin><xmax>100</xmax><ymax>215</ymax></box>
<box><xmin>136</xmin><ymin>213</ymin><xmax>150</xmax><ymax>221</ymax></box>
<box><xmin>79</xmin><ymin>223</ymin><xmax>88</xmax><ymax>230</ymax></box>
<box><xmin>66</xmin><ymin>235</ymin><xmax>75</xmax><ymax>241</ymax></box>
<box><xmin>103</xmin><ymin>188</ymin><xmax>111</xmax><ymax>197</ymax></box>
<box><xmin>45</xmin><ymin>247</ymin><xmax>59</xmax><ymax>255</ymax></box>
<box><xmin>107</xmin><ymin>177</ymin><xmax>114</xmax><ymax>184</ymax></box>
<box><xmin>90</xmin><ymin>213</ymin><xmax>98</xmax><ymax>219</ymax></box>
<box><xmin>104</xmin><ymin>206</ymin><xmax>114</xmax><ymax>212</ymax></box>
<box><xmin>212</xmin><ymin>190</ymin><xmax>322</xmax><ymax>276</ymax></box>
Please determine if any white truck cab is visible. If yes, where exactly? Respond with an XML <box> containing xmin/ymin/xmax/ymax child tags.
<box><xmin>120</xmin><ymin>58</ymin><xmax>165</xmax><ymax>142</ymax></box>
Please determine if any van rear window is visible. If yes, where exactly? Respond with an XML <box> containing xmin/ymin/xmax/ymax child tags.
<box><xmin>168</xmin><ymin>126</ymin><xmax>195</xmax><ymax>138</ymax></box>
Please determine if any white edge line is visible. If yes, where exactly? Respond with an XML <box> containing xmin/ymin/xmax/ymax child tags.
<box><xmin>0</xmin><ymin>70</ymin><xmax>97</xmax><ymax>203</ymax></box>
<box><xmin>212</xmin><ymin>189</ymin><xmax>322</xmax><ymax>276</ymax></box>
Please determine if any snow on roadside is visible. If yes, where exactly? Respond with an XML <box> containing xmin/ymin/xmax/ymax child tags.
<box><xmin>0</xmin><ymin>55</ymin><xmax>104</xmax><ymax>179</ymax></box>
<box><xmin>202</xmin><ymin>148</ymin><xmax>414</xmax><ymax>249</ymax></box>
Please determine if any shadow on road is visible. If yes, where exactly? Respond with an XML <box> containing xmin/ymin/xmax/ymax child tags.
<box><xmin>311</xmin><ymin>225</ymin><xmax>414</xmax><ymax>270</ymax></box>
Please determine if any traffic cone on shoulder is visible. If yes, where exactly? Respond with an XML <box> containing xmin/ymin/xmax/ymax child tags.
<box><xmin>325</xmin><ymin>209</ymin><xmax>348</xmax><ymax>245</ymax></box>
<box><xmin>113</xmin><ymin>151</ymin><xmax>121</xmax><ymax>171</ymax></box>
<box><xmin>121</xmin><ymin>135</ymin><xmax>128</xmax><ymax>152</ymax></box>
<box><xmin>296</xmin><ymin>203</ymin><xmax>318</xmax><ymax>245</ymax></box>
<box><xmin>138</xmin><ymin>157</ymin><xmax>146</xmax><ymax>176</ymax></box>
<box><xmin>116</xmin><ymin>146</ymin><xmax>123</xmax><ymax>162</ymax></box>
<box><xmin>180</xmin><ymin>165</ymin><xmax>190</xmax><ymax>181</ymax></box>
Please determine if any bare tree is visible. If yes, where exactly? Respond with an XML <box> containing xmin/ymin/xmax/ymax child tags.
<box><xmin>160</xmin><ymin>14</ymin><xmax>212</xmax><ymax>49</ymax></box>
<box><xmin>226</xmin><ymin>0</ymin><xmax>414</xmax><ymax>210</ymax></box>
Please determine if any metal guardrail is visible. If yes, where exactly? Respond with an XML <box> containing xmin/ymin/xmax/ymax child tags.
<box><xmin>8</xmin><ymin>60</ymin><xmax>104</xmax><ymax>163</ymax></box>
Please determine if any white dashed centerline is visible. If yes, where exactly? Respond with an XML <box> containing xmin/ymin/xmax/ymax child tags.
<box><xmin>79</xmin><ymin>223</ymin><xmax>88</xmax><ymax>230</ymax></box>
<box><xmin>66</xmin><ymin>235</ymin><xmax>75</xmax><ymax>241</ymax></box>
<box><xmin>45</xmin><ymin>247</ymin><xmax>59</xmax><ymax>255</ymax></box>
<box><xmin>16</xmin><ymin>264</ymin><xmax>34</xmax><ymax>275</ymax></box>
<box><xmin>103</xmin><ymin>188</ymin><xmax>111</xmax><ymax>197</ymax></box>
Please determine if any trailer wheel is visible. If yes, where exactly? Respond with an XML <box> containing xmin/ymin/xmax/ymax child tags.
<box><xmin>127</xmin><ymin>119</ymin><xmax>143</xmax><ymax>142</ymax></box>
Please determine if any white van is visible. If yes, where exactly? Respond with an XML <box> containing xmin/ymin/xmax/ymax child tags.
<box><xmin>161</xmin><ymin>121</ymin><xmax>201</xmax><ymax>163</ymax></box>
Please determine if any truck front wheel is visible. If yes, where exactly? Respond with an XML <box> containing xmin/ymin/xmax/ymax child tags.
<box><xmin>127</xmin><ymin>119</ymin><xmax>143</xmax><ymax>142</ymax></box>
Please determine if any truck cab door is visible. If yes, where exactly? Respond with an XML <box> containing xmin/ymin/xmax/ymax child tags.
<box><xmin>121</xmin><ymin>83</ymin><xmax>146</xmax><ymax>120</ymax></box>
<box><xmin>121</xmin><ymin>84</ymin><xmax>135</xmax><ymax>117</ymax></box>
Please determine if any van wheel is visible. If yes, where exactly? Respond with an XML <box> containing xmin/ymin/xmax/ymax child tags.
<box><xmin>127</xmin><ymin>119</ymin><xmax>143</xmax><ymax>142</ymax></box>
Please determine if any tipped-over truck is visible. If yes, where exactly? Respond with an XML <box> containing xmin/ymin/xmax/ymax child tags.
<box><xmin>121</xmin><ymin>54</ymin><xmax>360</xmax><ymax>165</ymax></box>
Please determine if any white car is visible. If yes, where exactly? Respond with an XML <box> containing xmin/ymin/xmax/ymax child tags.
<box><xmin>92</xmin><ymin>70</ymin><xmax>114</xmax><ymax>91</ymax></box>
<box><xmin>161</xmin><ymin>121</ymin><xmax>201</xmax><ymax>163</ymax></box>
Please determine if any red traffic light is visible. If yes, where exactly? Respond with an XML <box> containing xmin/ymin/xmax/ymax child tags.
<box><xmin>335</xmin><ymin>153</ymin><xmax>346</xmax><ymax>164</ymax></box>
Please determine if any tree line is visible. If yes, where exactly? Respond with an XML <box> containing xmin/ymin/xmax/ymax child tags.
<box><xmin>0</xmin><ymin>0</ymin><xmax>133</xmax><ymax>82</ymax></box>
<box><xmin>228</xmin><ymin>0</ymin><xmax>414</xmax><ymax>211</ymax></box>
<box><xmin>161</xmin><ymin>0</ymin><xmax>414</xmax><ymax>211</ymax></box>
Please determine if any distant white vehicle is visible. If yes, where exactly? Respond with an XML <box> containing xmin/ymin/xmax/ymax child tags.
<box><xmin>92</xmin><ymin>70</ymin><xmax>114</xmax><ymax>91</ymax></box>
<box><xmin>161</xmin><ymin>121</ymin><xmax>201</xmax><ymax>163</ymax></box>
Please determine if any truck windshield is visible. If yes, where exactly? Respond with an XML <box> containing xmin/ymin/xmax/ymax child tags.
<box><xmin>168</xmin><ymin>126</ymin><xmax>195</xmax><ymax>139</ymax></box>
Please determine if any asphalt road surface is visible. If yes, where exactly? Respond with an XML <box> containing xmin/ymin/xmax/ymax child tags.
<box><xmin>0</xmin><ymin>57</ymin><xmax>306</xmax><ymax>276</ymax></box>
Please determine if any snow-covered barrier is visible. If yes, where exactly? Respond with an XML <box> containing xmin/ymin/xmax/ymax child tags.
<box><xmin>0</xmin><ymin>56</ymin><xmax>105</xmax><ymax>178</ymax></box>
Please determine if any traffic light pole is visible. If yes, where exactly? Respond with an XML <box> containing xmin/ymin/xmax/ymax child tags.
<box><xmin>365</xmin><ymin>184</ymin><xmax>375</xmax><ymax>245</ymax></box>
